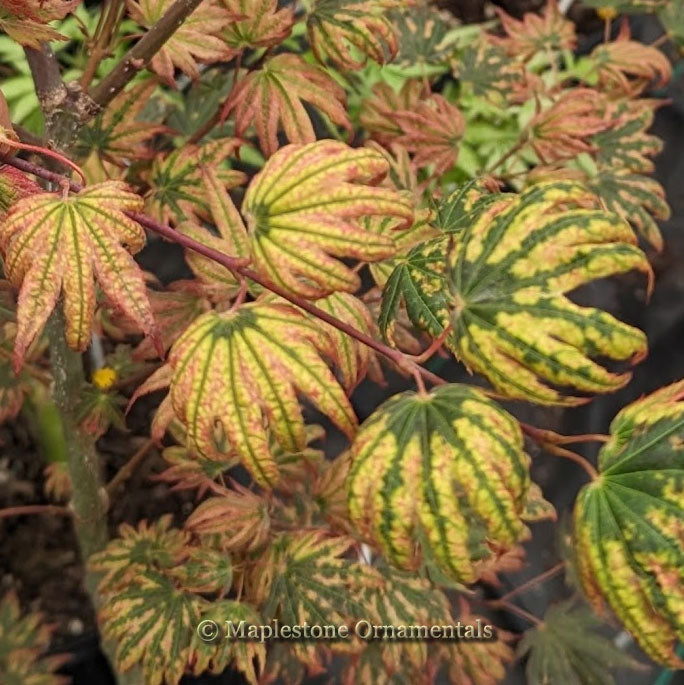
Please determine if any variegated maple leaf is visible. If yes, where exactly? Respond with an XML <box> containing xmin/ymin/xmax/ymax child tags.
<box><xmin>590</xmin><ymin>20</ymin><xmax>671</xmax><ymax>96</ymax></box>
<box><xmin>347</xmin><ymin>384</ymin><xmax>554</xmax><ymax>583</ymax></box>
<box><xmin>134</xmin><ymin>301</ymin><xmax>358</xmax><ymax>487</ymax></box>
<box><xmin>126</xmin><ymin>0</ymin><xmax>233</xmax><ymax>85</ymax></box>
<box><xmin>380</xmin><ymin>181</ymin><xmax>650</xmax><ymax>405</ymax></box>
<box><xmin>219</xmin><ymin>0</ymin><xmax>294</xmax><ymax>54</ymax></box>
<box><xmin>313</xmin><ymin>292</ymin><xmax>383</xmax><ymax>391</ymax></box>
<box><xmin>362</xmin><ymin>88</ymin><xmax>465</xmax><ymax>175</ymax></box>
<box><xmin>0</xmin><ymin>0</ymin><xmax>79</xmax><ymax>47</ymax></box>
<box><xmin>528</xmin><ymin>89</ymin><xmax>608</xmax><ymax>164</ymax></box>
<box><xmin>360</xmin><ymin>81</ymin><xmax>423</xmax><ymax>147</ymax></box>
<box><xmin>241</xmin><ymin>140</ymin><xmax>413</xmax><ymax>298</ymax></box>
<box><xmin>588</xmin><ymin>169</ymin><xmax>671</xmax><ymax>251</ymax></box>
<box><xmin>574</xmin><ymin>379</ymin><xmax>684</xmax><ymax>667</ymax></box>
<box><xmin>0</xmin><ymin>182</ymin><xmax>158</xmax><ymax>370</ymax></box>
<box><xmin>0</xmin><ymin>590</ymin><xmax>69</xmax><ymax>685</ymax></box>
<box><xmin>492</xmin><ymin>0</ymin><xmax>577</xmax><ymax>59</ymax></box>
<box><xmin>306</xmin><ymin>0</ymin><xmax>402</xmax><ymax>70</ymax></box>
<box><xmin>185</xmin><ymin>483</ymin><xmax>271</xmax><ymax>552</ymax></box>
<box><xmin>592</xmin><ymin>99</ymin><xmax>664</xmax><ymax>174</ymax></box>
<box><xmin>78</xmin><ymin>80</ymin><xmax>168</xmax><ymax>179</ymax></box>
<box><xmin>221</xmin><ymin>54</ymin><xmax>352</xmax><ymax>157</ymax></box>
<box><xmin>142</xmin><ymin>138</ymin><xmax>246</xmax><ymax>224</ymax></box>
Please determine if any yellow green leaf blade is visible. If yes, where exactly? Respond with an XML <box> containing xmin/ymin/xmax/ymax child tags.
<box><xmin>0</xmin><ymin>181</ymin><xmax>157</xmax><ymax>368</ymax></box>
<box><xmin>347</xmin><ymin>384</ymin><xmax>553</xmax><ymax>584</ymax></box>
<box><xmin>154</xmin><ymin>301</ymin><xmax>357</xmax><ymax>487</ymax></box>
<box><xmin>573</xmin><ymin>379</ymin><xmax>684</xmax><ymax>667</ymax></box>
<box><xmin>380</xmin><ymin>180</ymin><xmax>650</xmax><ymax>405</ymax></box>
<box><xmin>243</xmin><ymin>140</ymin><xmax>413</xmax><ymax>298</ymax></box>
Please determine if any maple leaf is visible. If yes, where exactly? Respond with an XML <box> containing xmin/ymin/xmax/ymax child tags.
<box><xmin>306</xmin><ymin>0</ymin><xmax>401</xmax><ymax>70</ymax></box>
<box><xmin>221</xmin><ymin>54</ymin><xmax>352</xmax><ymax>158</ymax></box>
<box><xmin>126</xmin><ymin>0</ymin><xmax>233</xmax><ymax>86</ymax></box>
<box><xmin>241</xmin><ymin>140</ymin><xmax>413</xmax><ymax>298</ymax></box>
<box><xmin>185</xmin><ymin>482</ymin><xmax>271</xmax><ymax>552</ymax></box>
<box><xmin>389</xmin><ymin>3</ymin><xmax>459</xmax><ymax>70</ymax></box>
<box><xmin>313</xmin><ymin>292</ymin><xmax>382</xmax><ymax>391</ymax></box>
<box><xmin>592</xmin><ymin>99</ymin><xmax>664</xmax><ymax>174</ymax></box>
<box><xmin>0</xmin><ymin>590</ymin><xmax>69</xmax><ymax>685</ymax></box>
<box><xmin>590</xmin><ymin>20</ymin><xmax>671</xmax><ymax>96</ymax></box>
<box><xmin>492</xmin><ymin>0</ymin><xmax>577</xmax><ymax>59</ymax></box>
<box><xmin>517</xmin><ymin>601</ymin><xmax>644</xmax><ymax>684</ymax></box>
<box><xmin>247</xmin><ymin>531</ymin><xmax>373</xmax><ymax>668</ymax></box>
<box><xmin>142</xmin><ymin>138</ymin><xmax>246</xmax><ymax>224</ymax></box>
<box><xmin>454</xmin><ymin>40</ymin><xmax>521</xmax><ymax>104</ymax></box>
<box><xmin>189</xmin><ymin>600</ymin><xmax>266</xmax><ymax>685</ymax></box>
<box><xmin>573</xmin><ymin>379</ymin><xmax>684</xmax><ymax>667</ymax></box>
<box><xmin>219</xmin><ymin>0</ymin><xmax>294</xmax><ymax>54</ymax></box>
<box><xmin>0</xmin><ymin>181</ymin><xmax>158</xmax><ymax>369</ymax></box>
<box><xmin>587</xmin><ymin>169</ymin><xmax>671</xmax><ymax>251</ymax></box>
<box><xmin>0</xmin><ymin>165</ymin><xmax>42</xmax><ymax>216</ymax></box>
<box><xmin>360</xmin><ymin>80</ymin><xmax>423</xmax><ymax>147</ymax></box>
<box><xmin>528</xmin><ymin>89</ymin><xmax>609</xmax><ymax>164</ymax></box>
<box><xmin>78</xmin><ymin>80</ymin><xmax>168</xmax><ymax>174</ymax></box>
<box><xmin>379</xmin><ymin>181</ymin><xmax>651</xmax><ymax>405</ymax></box>
<box><xmin>369</xmin><ymin>92</ymin><xmax>466</xmax><ymax>175</ymax></box>
<box><xmin>347</xmin><ymin>384</ymin><xmax>554</xmax><ymax>583</ymax></box>
<box><xmin>155</xmin><ymin>444</ymin><xmax>235</xmax><ymax>497</ymax></box>
<box><xmin>441</xmin><ymin>598</ymin><xmax>515</xmax><ymax>685</ymax></box>
<box><xmin>135</xmin><ymin>301</ymin><xmax>358</xmax><ymax>487</ymax></box>
<box><xmin>0</xmin><ymin>0</ymin><xmax>79</xmax><ymax>46</ymax></box>
<box><xmin>75</xmin><ymin>383</ymin><xmax>126</xmax><ymax>439</ymax></box>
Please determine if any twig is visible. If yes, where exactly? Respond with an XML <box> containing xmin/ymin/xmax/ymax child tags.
<box><xmin>496</xmin><ymin>562</ymin><xmax>565</xmax><ymax>602</ymax></box>
<box><xmin>523</xmin><ymin>423</ymin><xmax>599</xmax><ymax>480</ymax></box>
<box><xmin>0</xmin><ymin>504</ymin><xmax>71</xmax><ymax>520</ymax></box>
<box><xmin>520</xmin><ymin>423</ymin><xmax>609</xmax><ymax>445</ymax></box>
<box><xmin>487</xmin><ymin>598</ymin><xmax>542</xmax><ymax>626</ymax></box>
<box><xmin>80</xmin><ymin>0</ymin><xmax>126</xmax><ymax>91</ymax></box>
<box><xmin>89</xmin><ymin>0</ymin><xmax>206</xmax><ymax>113</ymax></box>
<box><xmin>24</xmin><ymin>45</ymin><xmax>67</xmax><ymax>114</ymax></box>
<box><xmin>106</xmin><ymin>439</ymin><xmax>156</xmax><ymax>495</ymax></box>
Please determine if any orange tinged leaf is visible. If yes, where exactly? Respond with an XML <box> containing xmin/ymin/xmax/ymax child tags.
<box><xmin>221</xmin><ymin>53</ymin><xmax>352</xmax><ymax>157</ymax></box>
<box><xmin>242</xmin><ymin>140</ymin><xmax>413</xmax><ymax>298</ymax></box>
<box><xmin>0</xmin><ymin>182</ymin><xmax>157</xmax><ymax>369</ymax></box>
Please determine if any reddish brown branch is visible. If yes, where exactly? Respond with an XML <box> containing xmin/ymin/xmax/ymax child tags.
<box><xmin>0</xmin><ymin>504</ymin><xmax>71</xmax><ymax>520</ymax></box>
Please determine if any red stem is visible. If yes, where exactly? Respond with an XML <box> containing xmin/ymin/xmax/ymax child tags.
<box><xmin>0</xmin><ymin>504</ymin><xmax>71</xmax><ymax>520</ymax></box>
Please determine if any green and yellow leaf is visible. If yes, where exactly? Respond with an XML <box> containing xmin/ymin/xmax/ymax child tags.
<box><xmin>242</xmin><ymin>140</ymin><xmax>413</xmax><ymax>298</ymax></box>
<box><xmin>1</xmin><ymin>181</ymin><xmax>158</xmax><ymax>368</ymax></box>
<box><xmin>587</xmin><ymin>168</ymin><xmax>671</xmax><ymax>251</ymax></box>
<box><xmin>574</xmin><ymin>379</ymin><xmax>684</xmax><ymax>667</ymax></box>
<box><xmin>380</xmin><ymin>181</ymin><xmax>650</xmax><ymax>405</ymax></box>
<box><xmin>347</xmin><ymin>384</ymin><xmax>554</xmax><ymax>583</ymax></box>
<box><xmin>307</xmin><ymin>0</ymin><xmax>402</xmax><ymax>70</ymax></box>
<box><xmin>140</xmin><ymin>301</ymin><xmax>358</xmax><ymax>487</ymax></box>
<box><xmin>0</xmin><ymin>590</ymin><xmax>68</xmax><ymax>685</ymax></box>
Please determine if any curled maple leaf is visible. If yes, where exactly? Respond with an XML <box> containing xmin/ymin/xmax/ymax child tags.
<box><xmin>221</xmin><ymin>54</ymin><xmax>352</xmax><ymax>157</ymax></box>
<box><xmin>0</xmin><ymin>182</ymin><xmax>158</xmax><ymax>369</ymax></box>
<box><xmin>360</xmin><ymin>81</ymin><xmax>423</xmax><ymax>147</ymax></box>
<box><xmin>591</xmin><ymin>20</ymin><xmax>672</xmax><ymax>96</ymax></box>
<box><xmin>528</xmin><ymin>89</ymin><xmax>609</xmax><ymax>164</ymax></box>
<box><xmin>241</xmin><ymin>140</ymin><xmax>413</xmax><ymax>298</ymax></box>
<box><xmin>491</xmin><ymin>0</ymin><xmax>577</xmax><ymax>59</ymax></box>
<box><xmin>133</xmin><ymin>301</ymin><xmax>358</xmax><ymax>487</ymax></box>
<box><xmin>219</xmin><ymin>0</ymin><xmax>294</xmax><ymax>54</ymax></box>
<box><xmin>306</xmin><ymin>0</ymin><xmax>402</xmax><ymax>70</ymax></box>
<box><xmin>0</xmin><ymin>0</ymin><xmax>80</xmax><ymax>46</ymax></box>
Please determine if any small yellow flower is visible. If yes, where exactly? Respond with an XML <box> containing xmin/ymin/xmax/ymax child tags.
<box><xmin>597</xmin><ymin>6</ymin><xmax>618</xmax><ymax>20</ymax></box>
<box><xmin>92</xmin><ymin>366</ymin><xmax>117</xmax><ymax>390</ymax></box>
